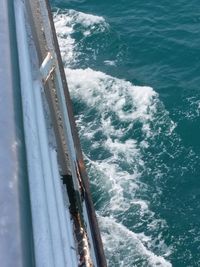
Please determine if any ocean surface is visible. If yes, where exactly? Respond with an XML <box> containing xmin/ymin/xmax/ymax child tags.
<box><xmin>51</xmin><ymin>1</ymin><xmax>200</xmax><ymax>266</ymax></box>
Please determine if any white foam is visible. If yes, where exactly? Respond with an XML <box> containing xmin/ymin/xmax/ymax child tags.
<box><xmin>53</xmin><ymin>9</ymin><xmax>173</xmax><ymax>266</ymax></box>
<box><xmin>67</xmin><ymin>9</ymin><xmax>106</xmax><ymax>28</ymax></box>
<box><xmin>105</xmin><ymin>138</ymin><xmax>139</xmax><ymax>162</ymax></box>
<box><xmin>84</xmin><ymin>153</ymin><xmax>170</xmax><ymax>257</ymax></box>
<box><xmin>104</xmin><ymin>60</ymin><xmax>116</xmax><ymax>66</ymax></box>
<box><xmin>66</xmin><ymin>68</ymin><xmax>156</xmax><ymax>121</ymax></box>
<box><xmin>65</xmin><ymin>67</ymin><xmax>161</xmax><ymax>142</ymax></box>
<box><xmin>54</xmin><ymin>9</ymin><xmax>107</xmax><ymax>29</ymax></box>
<box><xmin>85</xmin><ymin>157</ymin><xmax>134</xmax><ymax>211</ymax></box>
<box><xmin>53</xmin><ymin>13</ymin><xmax>76</xmax><ymax>65</ymax></box>
<box><xmin>98</xmin><ymin>215</ymin><xmax>172</xmax><ymax>267</ymax></box>
<box><xmin>65</xmin><ymin>66</ymin><xmax>172</xmax><ymax>262</ymax></box>
<box><xmin>54</xmin><ymin>10</ymin><xmax>108</xmax><ymax>66</ymax></box>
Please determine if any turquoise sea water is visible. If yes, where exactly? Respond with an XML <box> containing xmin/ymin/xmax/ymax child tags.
<box><xmin>51</xmin><ymin>1</ymin><xmax>200</xmax><ymax>266</ymax></box>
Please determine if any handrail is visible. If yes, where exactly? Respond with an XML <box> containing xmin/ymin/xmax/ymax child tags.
<box><xmin>44</xmin><ymin>1</ymin><xmax>107</xmax><ymax>265</ymax></box>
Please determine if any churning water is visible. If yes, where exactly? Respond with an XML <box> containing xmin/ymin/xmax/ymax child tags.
<box><xmin>51</xmin><ymin>1</ymin><xmax>200</xmax><ymax>266</ymax></box>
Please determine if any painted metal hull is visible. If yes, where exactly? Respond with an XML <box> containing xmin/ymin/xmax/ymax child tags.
<box><xmin>0</xmin><ymin>0</ymin><xmax>106</xmax><ymax>266</ymax></box>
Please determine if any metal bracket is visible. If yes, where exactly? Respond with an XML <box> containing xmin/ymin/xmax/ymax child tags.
<box><xmin>40</xmin><ymin>52</ymin><xmax>55</xmax><ymax>83</ymax></box>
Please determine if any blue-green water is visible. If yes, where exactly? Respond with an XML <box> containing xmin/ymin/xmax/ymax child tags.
<box><xmin>51</xmin><ymin>1</ymin><xmax>200</xmax><ymax>266</ymax></box>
